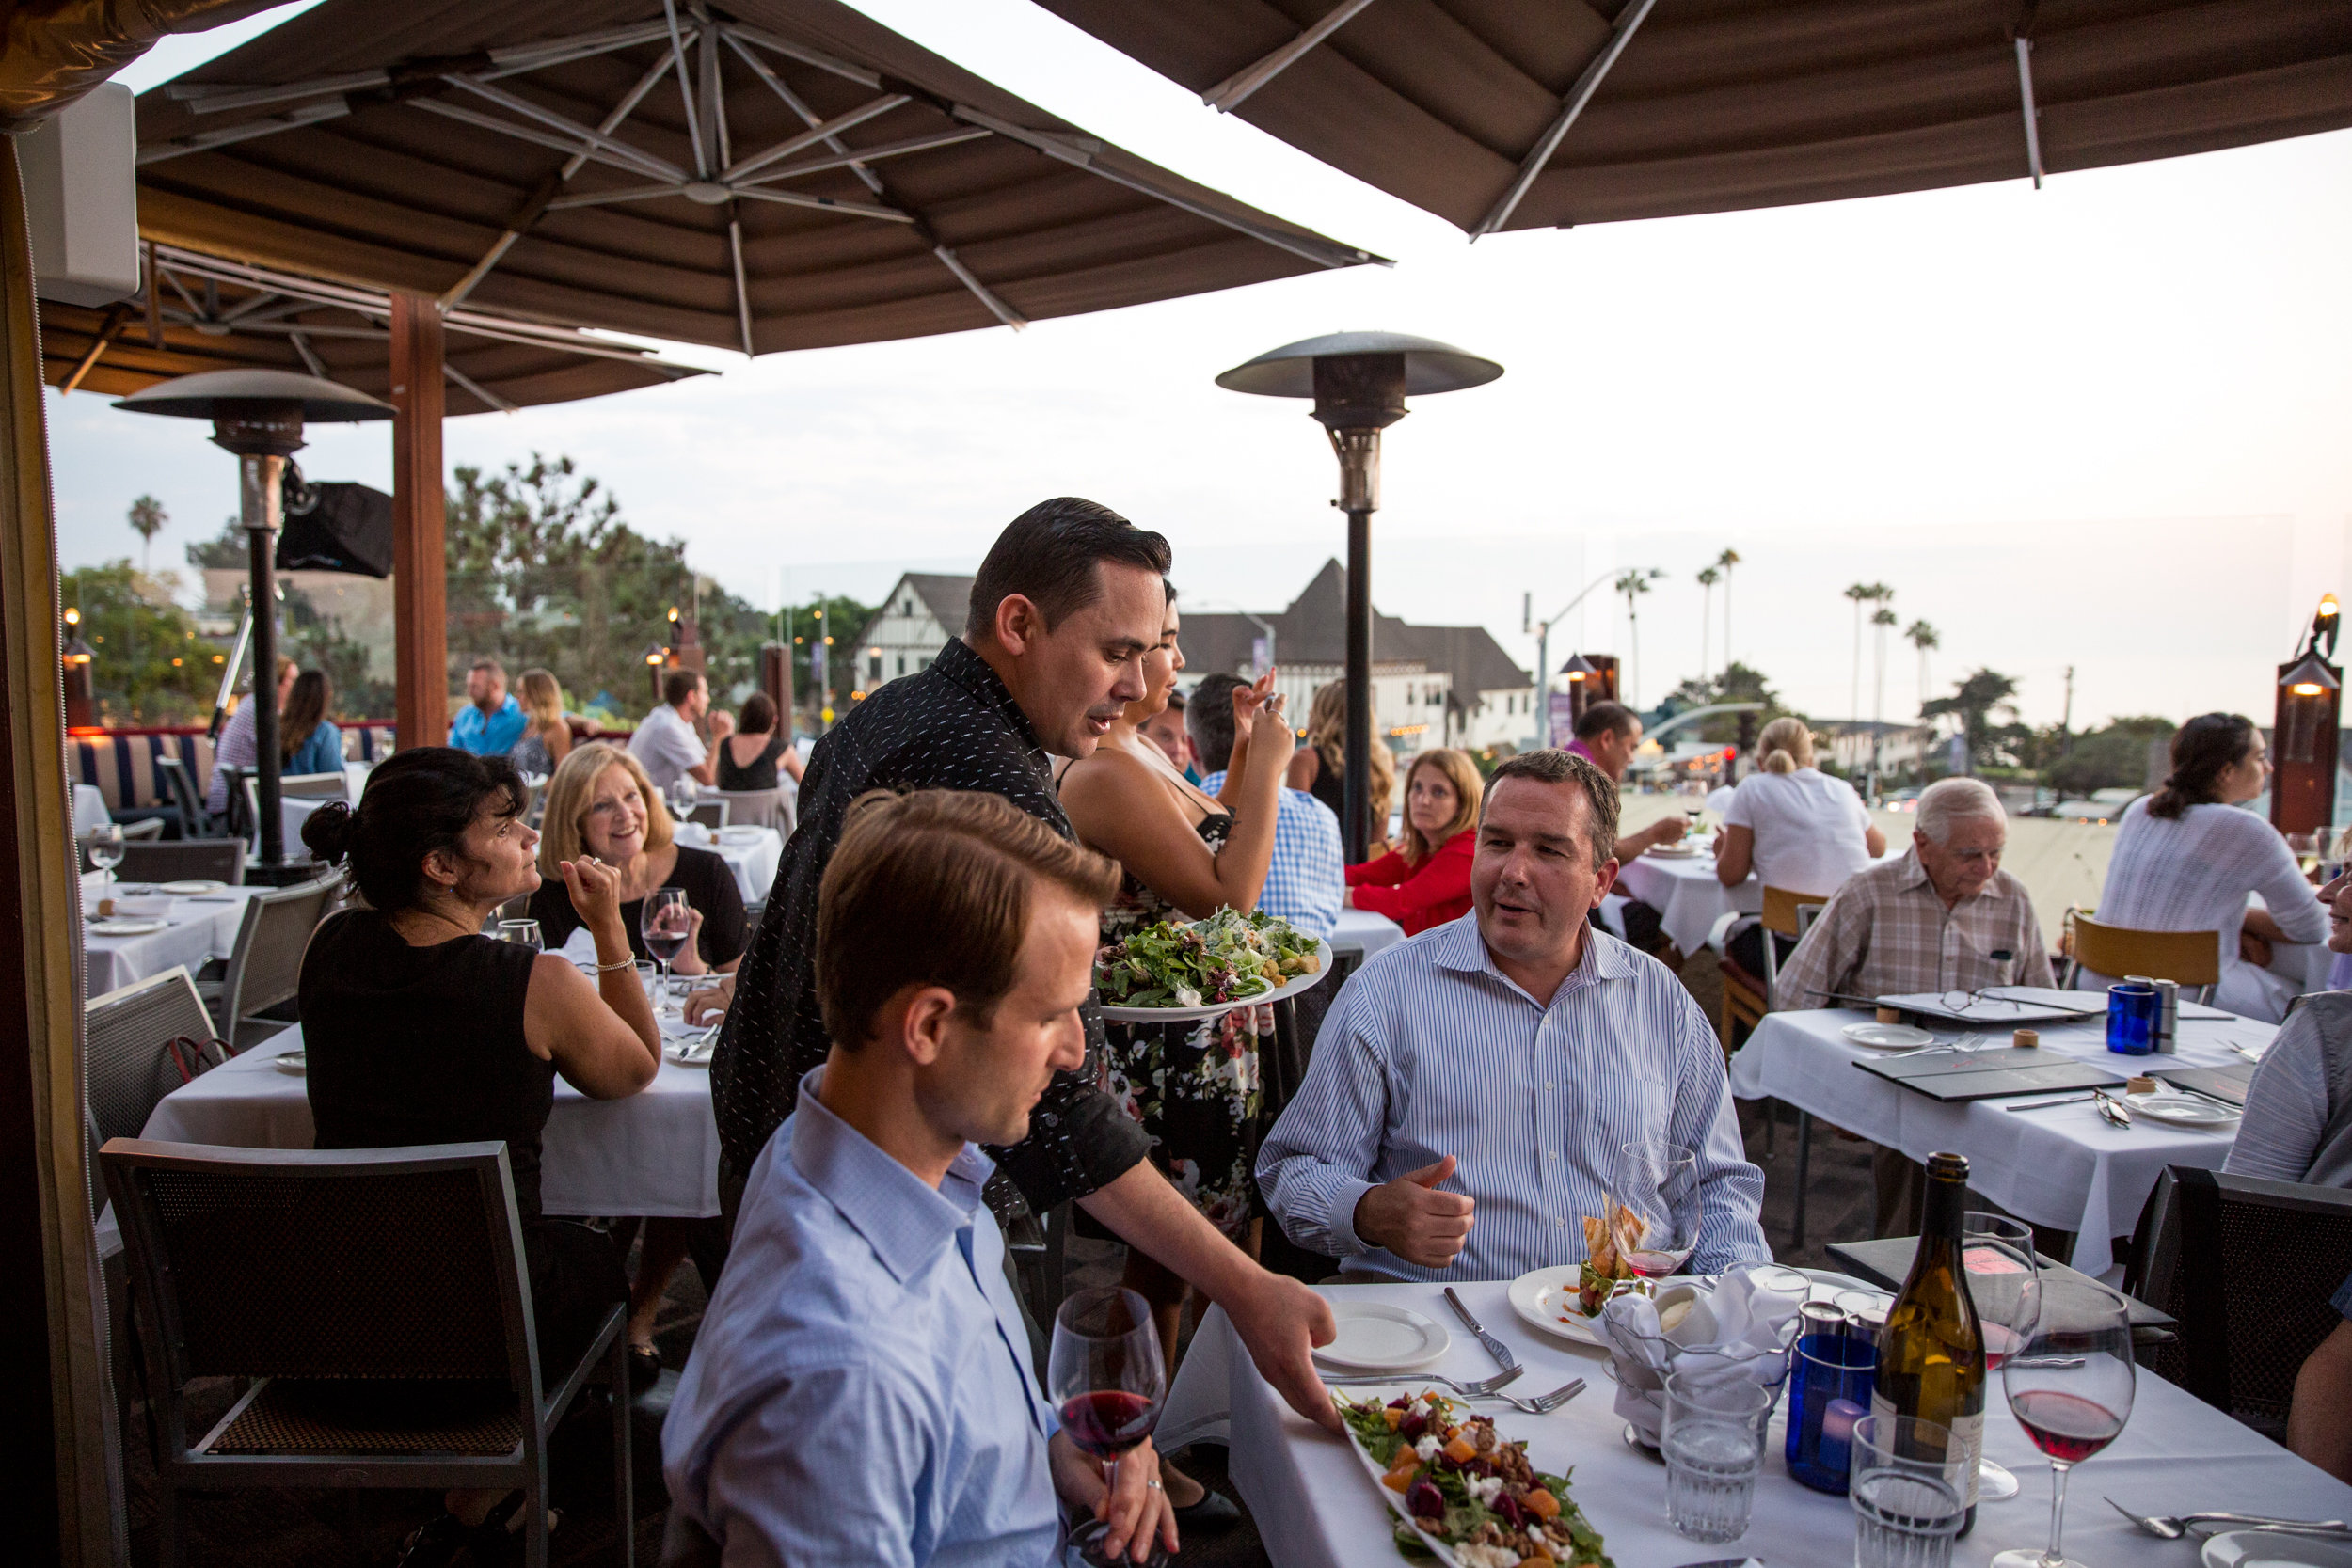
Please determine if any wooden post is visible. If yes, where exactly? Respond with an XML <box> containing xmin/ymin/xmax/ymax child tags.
<box><xmin>389</xmin><ymin>292</ymin><xmax>446</xmax><ymax>751</ymax></box>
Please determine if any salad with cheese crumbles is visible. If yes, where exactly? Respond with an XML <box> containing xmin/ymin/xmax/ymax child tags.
<box><xmin>1339</xmin><ymin>1390</ymin><xmax>1613</xmax><ymax>1567</ymax></box>
<box><xmin>1092</xmin><ymin>909</ymin><xmax>1322</xmax><ymax>1009</ymax></box>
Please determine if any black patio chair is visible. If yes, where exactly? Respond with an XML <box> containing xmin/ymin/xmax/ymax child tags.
<box><xmin>195</xmin><ymin>873</ymin><xmax>342</xmax><ymax>1049</ymax></box>
<box><xmin>2124</xmin><ymin>1165</ymin><xmax>2352</xmax><ymax>1438</ymax></box>
<box><xmin>119</xmin><ymin>837</ymin><xmax>246</xmax><ymax>887</ymax></box>
<box><xmin>102</xmin><ymin>1138</ymin><xmax>632</xmax><ymax>1568</ymax></box>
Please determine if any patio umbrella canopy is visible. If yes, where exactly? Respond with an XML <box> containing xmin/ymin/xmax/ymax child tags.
<box><xmin>131</xmin><ymin>0</ymin><xmax>1383</xmax><ymax>356</ymax></box>
<box><xmin>42</xmin><ymin>245</ymin><xmax>706</xmax><ymax>414</ymax></box>
<box><xmin>1034</xmin><ymin>0</ymin><xmax>2352</xmax><ymax>236</ymax></box>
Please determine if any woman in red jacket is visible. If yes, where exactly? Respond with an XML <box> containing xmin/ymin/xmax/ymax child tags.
<box><xmin>1346</xmin><ymin>747</ymin><xmax>1483</xmax><ymax>936</ymax></box>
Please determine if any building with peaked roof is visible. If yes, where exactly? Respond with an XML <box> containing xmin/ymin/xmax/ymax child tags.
<box><xmin>849</xmin><ymin>574</ymin><xmax>975</xmax><ymax>698</ymax></box>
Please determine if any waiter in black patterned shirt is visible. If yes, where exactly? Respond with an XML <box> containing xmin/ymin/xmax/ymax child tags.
<box><xmin>712</xmin><ymin>497</ymin><xmax>1341</xmax><ymax>1440</ymax></box>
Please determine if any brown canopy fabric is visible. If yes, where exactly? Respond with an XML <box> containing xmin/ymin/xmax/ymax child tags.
<box><xmin>40</xmin><ymin>244</ymin><xmax>705</xmax><ymax>415</ymax></box>
<box><xmin>131</xmin><ymin>0</ymin><xmax>1383</xmax><ymax>356</ymax></box>
<box><xmin>1034</xmin><ymin>0</ymin><xmax>2352</xmax><ymax>236</ymax></box>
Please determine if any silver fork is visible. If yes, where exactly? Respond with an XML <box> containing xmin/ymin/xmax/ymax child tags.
<box><xmin>1330</xmin><ymin>1367</ymin><xmax>1525</xmax><ymax>1400</ymax></box>
<box><xmin>2104</xmin><ymin>1497</ymin><xmax>2350</xmax><ymax>1539</ymax></box>
<box><xmin>1492</xmin><ymin>1378</ymin><xmax>1586</xmax><ymax>1415</ymax></box>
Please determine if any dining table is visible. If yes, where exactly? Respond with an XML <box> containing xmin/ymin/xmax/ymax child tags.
<box><xmin>672</xmin><ymin>821</ymin><xmax>784</xmax><ymax>906</ymax></box>
<box><xmin>1728</xmin><ymin>1006</ymin><xmax>2276</xmax><ymax>1276</ymax></box>
<box><xmin>1329</xmin><ymin>908</ymin><xmax>1406</xmax><ymax>960</ymax></box>
<box><xmin>81</xmin><ymin>873</ymin><xmax>266</xmax><ymax>999</ymax></box>
<box><xmin>1158</xmin><ymin>1275</ymin><xmax>2352</xmax><ymax>1568</ymax></box>
<box><xmin>138</xmin><ymin>1022</ymin><xmax>722</xmax><ymax>1218</ymax></box>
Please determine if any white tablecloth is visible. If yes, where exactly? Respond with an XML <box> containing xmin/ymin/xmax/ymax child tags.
<box><xmin>73</xmin><ymin>784</ymin><xmax>110</xmax><ymax>834</ymax></box>
<box><xmin>1727</xmin><ymin>1008</ymin><xmax>2277</xmax><ymax>1275</ymax></box>
<box><xmin>1160</xmin><ymin>1278</ymin><xmax>2352</xmax><ymax>1568</ymax></box>
<box><xmin>82</xmin><ymin>879</ymin><xmax>263</xmax><ymax>998</ymax></box>
<box><xmin>1613</xmin><ymin>848</ymin><xmax>1756</xmax><ymax>955</ymax></box>
<box><xmin>674</xmin><ymin>824</ymin><xmax>783</xmax><ymax>905</ymax></box>
<box><xmin>139</xmin><ymin>1024</ymin><xmax>721</xmax><ymax>1218</ymax></box>
<box><xmin>1329</xmin><ymin>908</ymin><xmax>1406</xmax><ymax>958</ymax></box>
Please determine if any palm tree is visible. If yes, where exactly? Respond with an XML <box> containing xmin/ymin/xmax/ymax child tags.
<box><xmin>1694</xmin><ymin>565</ymin><xmax>1720</xmax><ymax>679</ymax></box>
<box><xmin>127</xmin><ymin>494</ymin><xmax>167</xmax><ymax>574</ymax></box>
<box><xmin>1905</xmin><ymin>620</ymin><xmax>1940</xmax><ymax>716</ymax></box>
<box><xmin>1843</xmin><ymin>582</ymin><xmax>1874</xmax><ymax>720</ymax></box>
<box><xmin>1714</xmin><ymin>547</ymin><xmax>1741</xmax><ymax>667</ymax></box>
<box><xmin>1615</xmin><ymin>568</ymin><xmax>1657</xmax><ymax>709</ymax></box>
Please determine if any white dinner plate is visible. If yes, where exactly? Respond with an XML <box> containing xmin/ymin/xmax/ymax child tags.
<box><xmin>714</xmin><ymin>825</ymin><xmax>768</xmax><ymax>844</ymax></box>
<box><xmin>1843</xmin><ymin>1022</ymin><xmax>1937</xmax><ymax>1050</ymax></box>
<box><xmin>1508</xmin><ymin>1263</ymin><xmax>1869</xmax><ymax>1346</ymax></box>
<box><xmin>1097</xmin><ymin>939</ymin><xmax>1335</xmax><ymax>1022</ymax></box>
<box><xmin>273</xmin><ymin>1050</ymin><xmax>306</xmax><ymax>1075</ymax></box>
<box><xmin>86</xmin><ymin>917</ymin><xmax>167</xmax><ymax>936</ymax></box>
<box><xmin>2126</xmin><ymin>1090</ymin><xmax>2240</xmax><ymax>1128</ymax></box>
<box><xmin>2203</xmin><ymin>1531</ymin><xmax>2352</xmax><ymax>1567</ymax></box>
<box><xmin>158</xmin><ymin>879</ymin><xmax>226</xmax><ymax>895</ymax></box>
<box><xmin>1311</xmin><ymin>1302</ymin><xmax>1451</xmax><ymax>1372</ymax></box>
<box><xmin>1643</xmin><ymin>843</ymin><xmax>1706</xmax><ymax>859</ymax></box>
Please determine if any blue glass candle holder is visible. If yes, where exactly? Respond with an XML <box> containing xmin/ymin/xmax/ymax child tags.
<box><xmin>2106</xmin><ymin>982</ymin><xmax>2159</xmax><ymax>1055</ymax></box>
<box><xmin>1785</xmin><ymin>1332</ymin><xmax>1875</xmax><ymax>1494</ymax></box>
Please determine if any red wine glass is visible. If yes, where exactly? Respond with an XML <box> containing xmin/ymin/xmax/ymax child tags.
<box><xmin>641</xmin><ymin>887</ymin><xmax>691</xmax><ymax>999</ymax></box>
<box><xmin>1963</xmin><ymin>1212</ymin><xmax>2041</xmax><ymax>1503</ymax></box>
<box><xmin>1617</xmin><ymin>1140</ymin><xmax>1700</xmax><ymax>1287</ymax></box>
<box><xmin>1047</xmin><ymin>1287</ymin><xmax>1168</xmax><ymax>1568</ymax></box>
<box><xmin>1988</xmin><ymin>1275</ymin><xmax>2133</xmax><ymax>1568</ymax></box>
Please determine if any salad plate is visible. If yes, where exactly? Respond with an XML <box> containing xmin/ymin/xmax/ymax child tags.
<box><xmin>2203</xmin><ymin>1533</ymin><xmax>2352</xmax><ymax>1568</ymax></box>
<box><xmin>158</xmin><ymin>879</ymin><xmax>226</xmax><ymax>895</ymax></box>
<box><xmin>1313</xmin><ymin>1302</ymin><xmax>1451</xmax><ymax>1372</ymax></box>
<box><xmin>1335</xmin><ymin>1386</ymin><xmax>1613</xmax><ymax>1567</ymax></box>
<box><xmin>1842</xmin><ymin>1021</ymin><xmax>1937</xmax><ymax>1050</ymax></box>
<box><xmin>86</xmin><ymin>917</ymin><xmax>167</xmax><ymax>936</ymax></box>
<box><xmin>1095</xmin><ymin>910</ymin><xmax>1333</xmax><ymax>1021</ymax></box>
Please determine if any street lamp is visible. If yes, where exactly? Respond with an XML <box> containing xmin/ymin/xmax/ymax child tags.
<box><xmin>113</xmin><ymin>369</ymin><xmax>393</xmax><ymax>880</ymax></box>
<box><xmin>1216</xmin><ymin>331</ymin><xmax>1502</xmax><ymax>858</ymax></box>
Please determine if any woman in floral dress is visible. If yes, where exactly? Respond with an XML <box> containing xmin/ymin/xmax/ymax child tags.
<box><xmin>1060</xmin><ymin>587</ymin><xmax>1295</xmax><ymax>1515</ymax></box>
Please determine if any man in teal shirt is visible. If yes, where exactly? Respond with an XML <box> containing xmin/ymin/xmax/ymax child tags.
<box><xmin>447</xmin><ymin>657</ymin><xmax>526</xmax><ymax>756</ymax></box>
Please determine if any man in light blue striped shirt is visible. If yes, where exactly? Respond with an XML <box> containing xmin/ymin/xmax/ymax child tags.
<box><xmin>1188</xmin><ymin>672</ymin><xmax>1343</xmax><ymax>939</ymax></box>
<box><xmin>1259</xmin><ymin>749</ymin><xmax>1769</xmax><ymax>1282</ymax></box>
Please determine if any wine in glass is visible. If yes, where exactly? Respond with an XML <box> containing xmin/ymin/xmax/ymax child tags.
<box><xmin>1963</xmin><ymin>1213</ymin><xmax>2041</xmax><ymax>1503</ymax></box>
<box><xmin>641</xmin><ymin>887</ymin><xmax>692</xmax><ymax>1001</ymax></box>
<box><xmin>1987</xmin><ymin>1275</ymin><xmax>2134</xmax><ymax>1568</ymax></box>
<box><xmin>1617</xmin><ymin>1140</ymin><xmax>1701</xmax><ymax>1285</ymax></box>
<box><xmin>86</xmin><ymin>822</ymin><xmax>125</xmax><ymax>904</ymax></box>
<box><xmin>1047</xmin><ymin>1287</ymin><xmax>1168</xmax><ymax>1568</ymax></box>
<box><xmin>496</xmin><ymin>918</ymin><xmax>544</xmax><ymax>954</ymax></box>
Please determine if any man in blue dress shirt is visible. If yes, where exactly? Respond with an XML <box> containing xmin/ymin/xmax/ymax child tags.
<box><xmin>664</xmin><ymin>788</ymin><xmax>1180</xmax><ymax>1565</ymax></box>
<box><xmin>1258</xmin><ymin>748</ymin><xmax>1768</xmax><ymax>1282</ymax></box>
<box><xmin>446</xmin><ymin>657</ymin><xmax>527</xmax><ymax>756</ymax></box>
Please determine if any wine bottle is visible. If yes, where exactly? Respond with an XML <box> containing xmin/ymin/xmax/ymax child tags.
<box><xmin>1871</xmin><ymin>1150</ymin><xmax>1986</xmax><ymax>1536</ymax></box>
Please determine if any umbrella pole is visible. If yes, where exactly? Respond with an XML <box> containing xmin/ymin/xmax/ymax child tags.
<box><xmin>242</xmin><ymin>452</ymin><xmax>286</xmax><ymax>870</ymax></box>
<box><xmin>1344</xmin><ymin>503</ymin><xmax>1373</xmax><ymax>862</ymax></box>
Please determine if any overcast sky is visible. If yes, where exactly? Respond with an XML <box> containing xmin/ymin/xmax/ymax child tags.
<box><xmin>50</xmin><ymin>0</ymin><xmax>2352</xmax><ymax>732</ymax></box>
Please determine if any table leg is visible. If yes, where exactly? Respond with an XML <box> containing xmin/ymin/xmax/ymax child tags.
<box><xmin>1791</xmin><ymin>1110</ymin><xmax>1813</xmax><ymax>1253</ymax></box>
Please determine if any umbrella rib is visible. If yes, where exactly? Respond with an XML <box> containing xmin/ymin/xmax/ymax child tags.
<box><xmin>731</xmin><ymin>127</ymin><xmax>988</xmax><ymax>187</ymax></box>
<box><xmin>1200</xmin><ymin>0</ymin><xmax>1381</xmax><ymax>114</ymax></box>
<box><xmin>728</xmin><ymin>219</ymin><xmax>755</xmax><ymax>356</ymax></box>
<box><xmin>287</xmin><ymin>330</ymin><xmax>328</xmax><ymax>378</ymax></box>
<box><xmin>170</xmin><ymin>68</ymin><xmax>390</xmax><ymax>117</ymax></box>
<box><xmin>720</xmin><ymin>22</ymin><xmax>883</xmax><ymax>91</ymax></box>
<box><xmin>544</xmin><ymin>183</ymin><xmax>692</xmax><ymax>211</ymax></box>
<box><xmin>1469</xmin><ymin>0</ymin><xmax>1660</xmax><ymax>240</ymax></box>
<box><xmin>411</xmin><ymin>97</ymin><xmax>677</xmax><ymax>182</ymax></box>
<box><xmin>442</xmin><ymin>76</ymin><xmax>687</xmax><ymax>182</ymax></box>
<box><xmin>482</xmin><ymin>19</ymin><xmax>680</xmax><ymax>79</ymax></box>
<box><xmin>720</xmin><ymin>93</ymin><xmax>908</xmax><ymax>183</ymax></box>
<box><xmin>721</xmin><ymin>26</ymin><xmax>889</xmax><ymax>198</ymax></box>
<box><xmin>2014</xmin><ymin>37</ymin><xmax>2045</xmax><ymax>188</ymax></box>
<box><xmin>444</xmin><ymin>361</ymin><xmax>518</xmax><ymax>413</ymax></box>
<box><xmin>702</xmin><ymin>15</ymin><xmax>728</xmax><ymax>177</ymax></box>
<box><xmin>137</xmin><ymin>100</ymin><xmax>350</xmax><ymax>166</ymax></box>
<box><xmin>931</xmin><ymin>245</ymin><xmax>1025</xmax><ymax>331</ymax></box>
<box><xmin>663</xmin><ymin>0</ymin><xmax>708</xmax><ymax>179</ymax></box>
<box><xmin>729</xmin><ymin>185</ymin><xmax>911</xmax><ymax>222</ymax></box>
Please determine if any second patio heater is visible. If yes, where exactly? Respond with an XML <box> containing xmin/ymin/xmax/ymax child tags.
<box><xmin>114</xmin><ymin>369</ymin><xmax>394</xmax><ymax>879</ymax></box>
<box><xmin>1216</xmin><ymin>332</ymin><xmax>1501</xmax><ymax>858</ymax></box>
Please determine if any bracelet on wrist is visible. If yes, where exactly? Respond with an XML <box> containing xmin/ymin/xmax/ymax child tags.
<box><xmin>591</xmin><ymin>958</ymin><xmax>637</xmax><ymax>974</ymax></box>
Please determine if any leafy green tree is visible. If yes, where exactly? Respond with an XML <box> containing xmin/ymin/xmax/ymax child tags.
<box><xmin>779</xmin><ymin>594</ymin><xmax>882</xmax><ymax>723</ymax></box>
<box><xmin>1921</xmin><ymin>668</ymin><xmax>2022</xmax><ymax>771</ymax></box>
<box><xmin>184</xmin><ymin>515</ymin><xmax>247</xmax><ymax>569</ymax></box>
<box><xmin>1662</xmin><ymin>660</ymin><xmax>1790</xmax><ymax>744</ymax></box>
<box><xmin>2041</xmin><ymin>715</ymin><xmax>2175</xmax><ymax>798</ymax></box>
<box><xmin>60</xmin><ymin>562</ymin><xmax>220</xmax><ymax>724</ymax></box>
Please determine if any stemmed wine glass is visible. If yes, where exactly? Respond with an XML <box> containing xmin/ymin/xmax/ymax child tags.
<box><xmin>85</xmin><ymin>822</ymin><xmax>124</xmax><ymax>904</ymax></box>
<box><xmin>1963</xmin><ymin>1212</ymin><xmax>2041</xmax><ymax>1504</ymax></box>
<box><xmin>1617</xmin><ymin>1140</ymin><xmax>1701</xmax><ymax>1288</ymax></box>
<box><xmin>1987</xmin><ymin>1275</ymin><xmax>2135</xmax><ymax>1568</ymax></box>
<box><xmin>640</xmin><ymin>888</ymin><xmax>691</xmax><ymax>1003</ymax></box>
<box><xmin>666</xmin><ymin>774</ymin><xmax>699</xmax><ymax>824</ymax></box>
<box><xmin>1046</xmin><ymin>1287</ymin><xmax>1168</xmax><ymax>1568</ymax></box>
<box><xmin>496</xmin><ymin>918</ymin><xmax>544</xmax><ymax>954</ymax></box>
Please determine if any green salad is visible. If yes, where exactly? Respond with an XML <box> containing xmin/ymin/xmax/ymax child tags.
<box><xmin>1340</xmin><ymin>1390</ymin><xmax>1614</xmax><ymax>1568</ymax></box>
<box><xmin>1092</xmin><ymin>909</ymin><xmax>1322</xmax><ymax>1009</ymax></box>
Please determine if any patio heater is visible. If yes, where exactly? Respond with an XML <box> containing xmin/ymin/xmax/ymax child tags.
<box><xmin>2273</xmin><ymin>593</ymin><xmax>2343</xmax><ymax>837</ymax></box>
<box><xmin>1216</xmin><ymin>332</ymin><xmax>1502</xmax><ymax>858</ymax></box>
<box><xmin>113</xmin><ymin>370</ymin><xmax>394</xmax><ymax>881</ymax></box>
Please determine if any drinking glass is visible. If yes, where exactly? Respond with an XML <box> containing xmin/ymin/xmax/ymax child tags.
<box><xmin>1850</xmin><ymin>1413</ymin><xmax>1970</xmax><ymax>1568</ymax></box>
<box><xmin>641</xmin><ymin>887</ymin><xmax>692</xmax><ymax>996</ymax></box>
<box><xmin>1616</xmin><ymin>1140</ymin><xmax>1700</xmax><ymax>1285</ymax></box>
<box><xmin>1046</xmin><ymin>1287</ymin><xmax>1168</xmax><ymax>1568</ymax></box>
<box><xmin>1963</xmin><ymin>1212</ymin><xmax>2041</xmax><ymax>1503</ymax></box>
<box><xmin>1661</xmin><ymin>1368</ymin><xmax>1772</xmax><ymax>1544</ymax></box>
<box><xmin>85</xmin><ymin>823</ymin><xmax>124</xmax><ymax>902</ymax></box>
<box><xmin>496</xmin><ymin>918</ymin><xmax>543</xmax><ymax>954</ymax></box>
<box><xmin>667</xmin><ymin>775</ymin><xmax>698</xmax><ymax>821</ymax></box>
<box><xmin>1987</xmin><ymin>1276</ymin><xmax>2135</xmax><ymax>1568</ymax></box>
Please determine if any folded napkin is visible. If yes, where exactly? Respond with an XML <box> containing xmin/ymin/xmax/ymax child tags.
<box><xmin>673</xmin><ymin>822</ymin><xmax>715</xmax><ymax>847</ymax></box>
<box><xmin>1598</xmin><ymin>1266</ymin><xmax>1807</xmax><ymax>1444</ymax></box>
<box><xmin>559</xmin><ymin>927</ymin><xmax>601</xmax><ymax>965</ymax></box>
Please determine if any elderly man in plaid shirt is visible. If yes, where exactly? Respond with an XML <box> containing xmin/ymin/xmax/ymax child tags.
<box><xmin>1774</xmin><ymin>775</ymin><xmax>2054</xmax><ymax>1232</ymax></box>
<box><xmin>1186</xmin><ymin>672</ymin><xmax>1343</xmax><ymax>939</ymax></box>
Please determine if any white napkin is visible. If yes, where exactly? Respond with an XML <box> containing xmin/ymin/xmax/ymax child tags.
<box><xmin>1598</xmin><ymin>1268</ymin><xmax>1807</xmax><ymax>1444</ymax></box>
<box><xmin>559</xmin><ymin>927</ymin><xmax>600</xmax><ymax>965</ymax></box>
<box><xmin>673</xmin><ymin>822</ymin><xmax>714</xmax><ymax>847</ymax></box>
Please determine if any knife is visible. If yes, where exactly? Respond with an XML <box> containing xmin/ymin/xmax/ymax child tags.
<box><xmin>1442</xmin><ymin>1288</ymin><xmax>1520</xmax><ymax>1376</ymax></box>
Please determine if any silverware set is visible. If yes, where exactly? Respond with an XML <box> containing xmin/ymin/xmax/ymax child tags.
<box><xmin>1328</xmin><ymin>1370</ymin><xmax>1586</xmax><ymax>1416</ymax></box>
<box><xmin>2105</xmin><ymin>1497</ymin><xmax>2351</xmax><ymax>1540</ymax></box>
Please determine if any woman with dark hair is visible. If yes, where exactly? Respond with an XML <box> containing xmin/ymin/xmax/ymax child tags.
<box><xmin>2091</xmin><ymin>713</ymin><xmax>2327</xmax><ymax>1021</ymax></box>
<box><xmin>297</xmin><ymin>747</ymin><xmax>660</xmax><ymax>1565</ymax></box>
<box><xmin>715</xmin><ymin>690</ymin><xmax>804</xmax><ymax>792</ymax></box>
<box><xmin>278</xmin><ymin>668</ymin><xmax>343</xmax><ymax>775</ymax></box>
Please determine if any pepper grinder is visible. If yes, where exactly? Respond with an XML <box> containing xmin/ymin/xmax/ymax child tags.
<box><xmin>2153</xmin><ymin>978</ymin><xmax>2179</xmax><ymax>1053</ymax></box>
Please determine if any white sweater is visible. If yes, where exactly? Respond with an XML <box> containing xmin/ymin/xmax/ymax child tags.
<box><xmin>2090</xmin><ymin>797</ymin><xmax>2327</xmax><ymax>1022</ymax></box>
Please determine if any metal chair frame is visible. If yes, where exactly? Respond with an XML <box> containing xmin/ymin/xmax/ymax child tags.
<box><xmin>103</xmin><ymin>1138</ymin><xmax>632</xmax><ymax>1568</ymax></box>
<box><xmin>153</xmin><ymin>755</ymin><xmax>208</xmax><ymax>840</ymax></box>
<box><xmin>199</xmin><ymin>874</ymin><xmax>341</xmax><ymax>1048</ymax></box>
<box><xmin>118</xmin><ymin>837</ymin><xmax>247</xmax><ymax>887</ymax></box>
<box><xmin>683</xmin><ymin>800</ymin><xmax>728</xmax><ymax>831</ymax></box>
<box><xmin>2063</xmin><ymin>911</ymin><xmax>2221</xmax><ymax>1000</ymax></box>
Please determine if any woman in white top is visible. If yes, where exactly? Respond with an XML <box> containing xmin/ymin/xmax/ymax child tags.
<box><xmin>2091</xmin><ymin>713</ymin><xmax>2326</xmax><ymax>1022</ymax></box>
<box><xmin>1716</xmin><ymin>717</ymin><xmax>1884</xmax><ymax>975</ymax></box>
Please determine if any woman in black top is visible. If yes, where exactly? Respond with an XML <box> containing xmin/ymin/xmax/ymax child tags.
<box><xmin>713</xmin><ymin>690</ymin><xmax>804</xmax><ymax>792</ymax></box>
<box><xmin>298</xmin><ymin>747</ymin><xmax>660</xmax><ymax>1565</ymax></box>
<box><xmin>524</xmin><ymin>741</ymin><xmax>743</xmax><ymax>1376</ymax></box>
<box><xmin>525</xmin><ymin>743</ymin><xmax>748</xmax><ymax>973</ymax></box>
